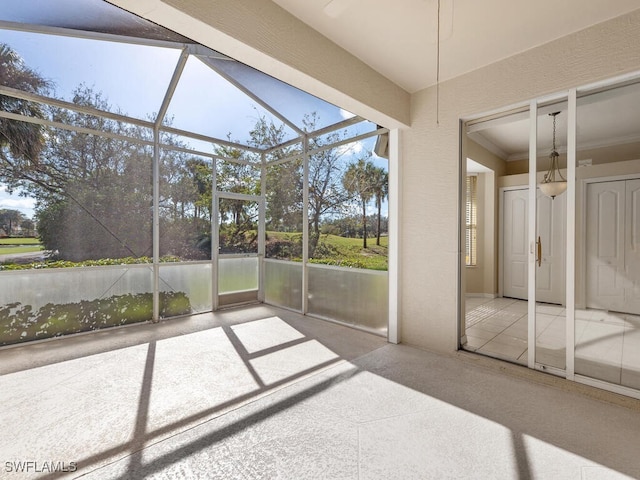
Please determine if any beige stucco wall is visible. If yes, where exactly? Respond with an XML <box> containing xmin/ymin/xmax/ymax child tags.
<box><xmin>464</xmin><ymin>140</ymin><xmax>506</xmax><ymax>297</ymax></box>
<box><xmin>465</xmin><ymin>139</ymin><xmax>507</xmax><ymax>178</ymax></box>
<box><xmin>507</xmin><ymin>141</ymin><xmax>640</xmax><ymax>175</ymax></box>
<box><xmin>109</xmin><ymin>1</ymin><xmax>640</xmax><ymax>353</ymax></box>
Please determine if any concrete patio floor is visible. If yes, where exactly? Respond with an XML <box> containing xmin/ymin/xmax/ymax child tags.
<box><xmin>1</xmin><ymin>304</ymin><xmax>640</xmax><ymax>479</ymax></box>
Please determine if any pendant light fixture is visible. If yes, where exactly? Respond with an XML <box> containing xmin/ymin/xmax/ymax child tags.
<box><xmin>539</xmin><ymin>111</ymin><xmax>567</xmax><ymax>199</ymax></box>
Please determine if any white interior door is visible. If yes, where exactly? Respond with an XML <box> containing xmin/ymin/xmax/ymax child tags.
<box><xmin>503</xmin><ymin>188</ymin><xmax>565</xmax><ymax>304</ymax></box>
<box><xmin>536</xmin><ymin>190</ymin><xmax>566</xmax><ymax>304</ymax></box>
<box><xmin>503</xmin><ymin>189</ymin><xmax>528</xmax><ymax>300</ymax></box>
<box><xmin>587</xmin><ymin>179</ymin><xmax>640</xmax><ymax>314</ymax></box>
<box><xmin>586</xmin><ymin>181</ymin><xmax>626</xmax><ymax>311</ymax></box>
<box><xmin>625</xmin><ymin>179</ymin><xmax>640</xmax><ymax>313</ymax></box>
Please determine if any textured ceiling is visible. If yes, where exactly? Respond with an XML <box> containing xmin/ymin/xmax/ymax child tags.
<box><xmin>271</xmin><ymin>0</ymin><xmax>640</xmax><ymax>93</ymax></box>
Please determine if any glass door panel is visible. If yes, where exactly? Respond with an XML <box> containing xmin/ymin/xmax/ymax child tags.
<box><xmin>216</xmin><ymin>196</ymin><xmax>261</xmax><ymax>306</ymax></box>
<box><xmin>462</xmin><ymin>109</ymin><xmax>530</xmax><ymax>366</ymax></box>
<box><xmin>218</xmin><ymin>198</ymin><xmax>259</xmax><ymax>254</ymax></box>
<box><xmin>535</xmin><ymin>103</ymin><xmax>568</xmax><ymax>371</ymax></box>
<box><xmin>576</xmin><ymin>82</ymin><xmax>640</xmax><ymax>389</ymax></box>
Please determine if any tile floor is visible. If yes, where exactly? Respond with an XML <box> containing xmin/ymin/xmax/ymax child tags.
<box><xmin>464</xmin><ymin>296</ymin><xmax>640</xmax><ymax>390</ymax></box>
<box><xmin>2</xmin><ymin>303</ymin><xmax>640</xmax><ymax>479</ymax></box>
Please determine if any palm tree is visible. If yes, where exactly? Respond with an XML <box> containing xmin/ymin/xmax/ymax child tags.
<box><xmin>342</xmin><ymin>158</ymin><xmax>375</xmax><ymax>248</ymax></box>
<box><xmin>0</xmin><ymin>43</ymin><xmax>50</xmax><ymax>165</ymax></box>
<box><xmin>370</xmin><ymin>166</ymin><xmax>388</xmax><ymax>246</ymax></box>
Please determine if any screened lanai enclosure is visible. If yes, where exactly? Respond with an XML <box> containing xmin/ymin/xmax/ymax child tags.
<box><xmin>0</xmin><ymin>0</ymin><xmax>390</xmax><ymax>346</ymax></box>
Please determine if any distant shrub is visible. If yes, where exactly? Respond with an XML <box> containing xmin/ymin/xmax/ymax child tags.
<box><xmin>0</xmin><ymin>255</ymin><xmax>181</xmax><ymax>271</ymax></box>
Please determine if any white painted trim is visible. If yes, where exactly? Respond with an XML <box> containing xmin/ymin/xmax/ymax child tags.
<box><xmin>152</xmin><ymin>127</ymin><xmax>160</xmax><ymax>322</ymax></box>
<box><xmin>387</xmin><ymin>128</ymin><xmax>401</xmax><ymax>345</ymax></box>
<box><xmin>465</xmin><ymin>293</ymin><xmax>498</xmax><ymax>299</ymax></box>
<box><xmin>458</xmin><ymin>120</ymin><xmax>465</xmax><ymax>349</ymax></box>
<box><xmin>580</xmin><ymin>176</ymin><xmax>588</xmax><ymax>311</ymax></box>
<box><xmin>527</xmin><ymin>101</ymin><xmax>537</xmax><ymax>370</ymax></box>
<box><xmin>216</xmin><ymin>191</ymin><xmax>261</xmax><ymax>202</ymax></box>
<box><xmin>302</xmin><ymin>135</ymin><xmax>309</xmax><ymax>315</ymax></box>
<box><xmin>498</xmin><ymin>188</ymin><xmax>504</xmax><ymax>299</ymax></box>
<box><xmin>576</xmin><ymin>71</ymin><xmax>640</xmax><ymax>95</ymax></box>
<box><xmin>566</xmin><ymin>89</ymin><xmax>577</xmax><ymax>380</ymax></box>
<box><xmin>214</xmin><ymin>192</ymin><xmax>263</xmax><ymax>307</ymax></box>
<box><xmin>574</xmin><ymin>375</ymin><xmax>640</xmax><ymax>401</ymax></box>
<box><xmin>212</xmin><ymin>163</ymin><xmax>219</xmax><ymax>311</ymax></box>
<box><xmin>0</xmin><ymin>19</ymin><xmax>188</xmax><ymax>49</ymax></box>
<box><xmin>258</xmin><ymin>154</ymin><xmax>267</xmax><ymax>304</ymax></box>
<box><xmin>581</xmin><ymin>173</ymin><xmax>640</xmax><ymax>184</ymax></box>
<box><xmin>534</xmin><ymin>363</ymin><xmax>566</xmax><ymax>378</ymax></box>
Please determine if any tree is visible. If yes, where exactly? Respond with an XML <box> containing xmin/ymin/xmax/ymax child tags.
<box><xmin>305</xmin><ymin>113</ymin><xmax>351</xmax><ymax>256</ymax></box>
<box><xmin>342</xmin><ymin>157</ymin><xmax>375</xmax><ymax>248</ymax></box>
<box><xmin>20</xmin><ymin>217</ymin><xmax>35</xmax><ymax>237</ymax></box>
<box><xmin>0</xmin><ymin>208</ymin><xmax>25</xmax><ymax>236</ymax></box>
<box><xmin>370</xmin><ymin>166</ymin><xmax>388</xmax><ymax>245</ymax></box>
<box><xmin>212</xmin><ymin>138</ymin><xmax>261</xmax><ymax>254</ymax></box>
<box><xmin>249</xmin><ymin>115</ymin><xmax>302</xmax><ymax>233</ymax></box>
<box><xmin>158</xmin><ymin>149</ymin><xmax>213</xmax><ymax>259</ymax></box>
<box><xmin>265</xmin><ymin>158</ymin><xmax>303</xmax><ymax>232</ymax></box>
<box><xmin>29</xmin><ymin>86</ymin><xmax>155</xmax><ymax>260</ymax></box>
<box><xmin>0</xmin><ymin>44</ymin><xmax>51</xmax><ymax>198</ymax></box>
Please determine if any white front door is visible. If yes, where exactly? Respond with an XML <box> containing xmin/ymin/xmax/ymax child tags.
<box><xmin>503</xmin><ymin>189</ymin><xmax>529</xmax><ymax>300</ymax></box>
<box><xmin>536</xmin><ymin>190</ymin><xmax>566</xmax><ymax>304</ymax></box>
<box><xmin>503</xmin><ymin>188</ymin><xmax>565</xmax><ymax>304</ymax></box>
<box><xmin>587</xmin><ymin>179</ymin><xmax>640</xmax><ymax>314</ymax></box>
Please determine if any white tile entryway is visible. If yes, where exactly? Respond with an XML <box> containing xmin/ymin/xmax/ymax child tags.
<box><xmin>464</xmin><ymin>297</ymin><xmax>531</xmax><ymax>365</ymax></box>
<box><xmin>464</xmin><ymin>297</ymin><xmax>640</xmax><ymax>390</ymax></box>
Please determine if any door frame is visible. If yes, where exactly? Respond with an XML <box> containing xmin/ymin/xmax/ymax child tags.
<box><xmin>527</xmin><ymin>94</ymin><xmax>577</xmax><ymax>375</ymax></box>
<box><xmin>462</xmin><ymin>70</ymin><xmax>640</xmax><ymax>400</ymax></box>
<box><xmin>212</xmin><ymin>191</ymin><xmax>265</xmax><ymax>310</ymax></box>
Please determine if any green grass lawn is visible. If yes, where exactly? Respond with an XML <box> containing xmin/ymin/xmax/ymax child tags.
<box><xmin>0</xmin><ymin>245</ymin><xmax>44</xmax><ymax>255</ymax></box>
<box><xmin>314</xmin><ymin>234</ymin><xmax>388</xmax><ymax>270</ymax></box>
<box><xmin>0</xmin><ymin>234</ymin><xmax>388</xmax><ymax>270</ymax></box>
<box><xmin>0</xmin><ymin>237</ymin><xmax>41</xmax><ymax>245</ymax></box>
<box><xmin>0</xmin><ymin>238</ymin><xmax>43</xmax><ymax>256</ymax></box>
<box><xmin>267</xmin><ymin>231</ymin><xmax>388</xmax><ymax>270</ymax></box>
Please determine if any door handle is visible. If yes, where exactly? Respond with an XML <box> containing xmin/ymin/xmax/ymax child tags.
<box><xmin>536</xmin><ymin>236</ymin><xmax>542</xmax><ymax>267</ymax></box>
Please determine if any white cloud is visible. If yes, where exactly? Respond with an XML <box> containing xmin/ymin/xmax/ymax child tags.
<box><xmin>0</xmin><ymin>185</ymin><xmax>36</xmax><ymax>217</ymax></box>
<box><xmin>336</xmin><ymin>140</ymin><xmax>364</xmax><ymax>157</ymax></box>
<box><xmin>0</xmin><ymin>197</ymin><xmax>35</xmax><ymax>210</ymax></box>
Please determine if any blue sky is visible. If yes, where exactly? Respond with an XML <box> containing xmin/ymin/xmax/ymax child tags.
<box><xmin>0</xmin><ymin>29</ymin><xmax>349</xmax><ymax>139</ymax></box>
<box><xmin>0</xmin><ymin>185</ymin><xmax>35</xmax><ymax>217</ymax></box>
<box><xmin>0</xmin><ymin>28</ymin><xmax>387</xmax><ymax>219</ymax></box>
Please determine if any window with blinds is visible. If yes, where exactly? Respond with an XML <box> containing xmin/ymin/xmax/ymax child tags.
<box><xmin>465</xmin><ymin>175</ymin><xmax>477</xmax><ymax>266</ymax></box>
